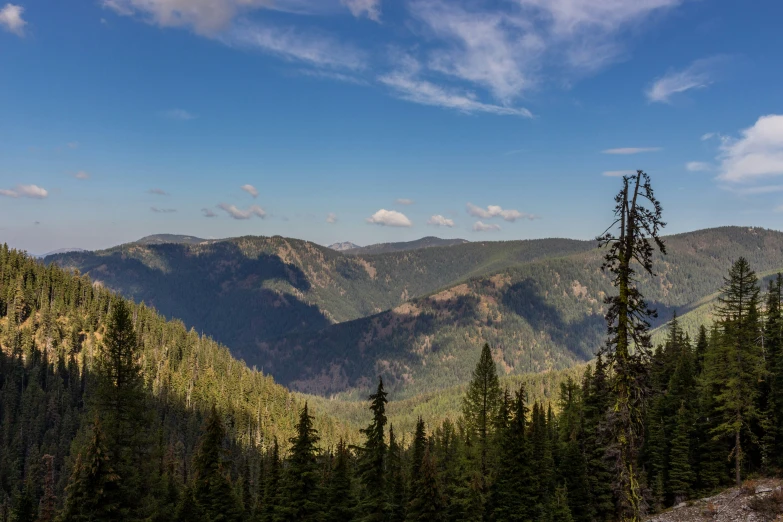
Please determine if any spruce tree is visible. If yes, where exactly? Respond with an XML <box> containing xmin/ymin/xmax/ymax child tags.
<box><xmin>406</xmin><ymin>446</ymin><xmax>445</xmax><ymax>522</ymax></box>
<box><xmin>357</xmin><ymin>378</ymin><xmax>388</xmax><ymax>521</ymax></box>
<box><xmin>59</xmin><ymin>419</ymin><xmax>123</xmax><ymax>522</ymax></box>
<box><xmin>462</xmin><ymin>344</ymin><xmax>500</xmax><ymax>481</ymax></box>
<box><xmin>261</xmin><ymin>438</ymin><xmax>280</xmax><ymax>522</ymax></box>
<box><xmin>387</xmin><ymin>426</ymin><xmax>406</xmax><ymax>522</ymax></box>
<box><xmin>191</xmin><ymin>405</ymin><xmax>243</xmax><ymax>522</ymax></box>
<box><xmin>326</xmin><ymin>439</ymin><xmax>355</xmax><ymax>522</ymax></box>
<box><xmin>279</xmin><ymin>402</ymin><xmax>322</xmax><ymax>521</ymax></box>
<box><xmin>667</xmin><ymin>402</ymin><xmax>695</xmax><ymax>504</ymax></box>
<box><xmin>597</xmin><ymin>170</ymin><xmax>666</xmax><ymax>521</ymax></box>
<box><xmin>706</xmin><ymin>257</ymin><xmax>762</xmax><ymax>486</ymax></box>
<box><xmin>762</xmin><ymin>274</ymin><xmax>783</xmax><ymax>470</ymax></box>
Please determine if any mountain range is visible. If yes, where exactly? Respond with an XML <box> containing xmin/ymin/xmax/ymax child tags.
<box><xmin>47</xmin><ymin>226</ymin><xmax>783</xmax><ymax>398</ymax></box>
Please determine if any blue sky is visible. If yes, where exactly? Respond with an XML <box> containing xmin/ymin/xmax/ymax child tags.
<box><xmin>1</xmin><ymin>0</ymin><xmax>783</xmax><ymax>253</ymax></box>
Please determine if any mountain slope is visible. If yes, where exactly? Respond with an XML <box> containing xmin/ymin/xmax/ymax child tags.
<box><xmin>136</xmin><ymin>233</ymin><xmax>207</xmax><ymax>245</ymax></box>
<box><xmin>344</xmin><ymin>236</ymin><xmax>470</xmax><ymax>255</ymax></box>
<box><xmin>47</xmin><ymin>235</ymin><xmax>594</xmax><ymax>362</ymax></box>
<box><xmin>260</xmin><ymin>227</ymin><xmax>783</xmax><ymax>396</ymax></box>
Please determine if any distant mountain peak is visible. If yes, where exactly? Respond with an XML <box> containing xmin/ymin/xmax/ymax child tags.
<box><xmin>136</xmin><ymin>234</ymin><xmax>207</xmax><ymax>245</ymax></box>
<box><xmin>328</xmin><ymin>242</ymin><xmax>362</xmax><ymax>251</ymax></box>
<box><xmin>346</xmin><ymin>237</ymin><xmax>470</xmax><ymax>255</ymax></box>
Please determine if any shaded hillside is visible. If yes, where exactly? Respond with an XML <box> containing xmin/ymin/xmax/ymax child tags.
<box><xmin>344</xmin><ymin>236</ymin><xmax>470</xmax><ymax>255</ymax></box>
<box><xmin>47</xmin><ymin>235</ymin><xmax>594</xmax><ymax>362</ymax></box>
<box><xmin>261</xmin><ymin>227</ymin><xmax>783</xmax><ymax>396</ymax></box>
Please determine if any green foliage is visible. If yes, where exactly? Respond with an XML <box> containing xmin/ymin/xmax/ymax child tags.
<box><xmin>277</xmin><ymin>403</ymin><xmax>322</xmax><ymax>521</ymax></box>
<box><xmin>356</xmin><ymin>378</ymin><xmax>388</xmax><ymax>521</ymax></box>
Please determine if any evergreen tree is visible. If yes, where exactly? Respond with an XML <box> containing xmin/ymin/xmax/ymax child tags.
<box><xmin>261</xmin><ymin>438</ymin><xmax>281</xmax><ymax>522</ymax></box>
<box><xmin>59</xmin><ymin>419</ymin><xmax>123</xmax><ymax>522</ymax></box>
<box><xmin>488</xmin><ymin>385</ymin><xmax>536</xmax><ymax>522</ymax></box>
<box><xmin>462</xmin><ymin>344</ymin><xmax>501</xmax><ymax>481</ymax></box>
<box><xmin>191</xmin><ymin>405</ymin><xmax>243</xmax><ymax>522</ymax></box>
<box><xmin>406</xmin><ymin>446</ymin><xmax>445</xmax><ymax>522</ymax></box>
<box><xmin>667</xmin><ymin>402</ymin><xmax>695</xmax><ymax>504</ymax></box>
<box><xmin>597</xmin><ymin>170</ymin><xmax>666</xmax><ymax>521</ymax></box>
<box><xmin>762</xmin><ymin>274</ymin><xmax>783</xmax><ymax>470</ymax></box>
<box><xmin>279</xmin><ymin>402</ymin><xmax>322</xmax><ymax>522</ymax></box>
<box><xmin>387</xmin><ymin>426</ymin><xmax>406</xmax><ymax>522</ymax></box>
<box><xmin>547</xmin><ymin>485</ymin><xmax>575</xmax><ymax>522</ymax></box>
<box><xmin>356</xmin><ymin>378</ymin><xmax>388</xmax><ymax>521</ymax></box>
<box><xmin>706</xmin><ymin>257</ymin><xmax>762</xmax><ymax>486</ymax></box>
<box><xmin>326</xmin><ymin>439</ymin><xmax>355</xmax><ymax>522</ymax></box>
<box><xmin>582</xmin><ymin>357</ymin><xmax>615</xmax><ymax>520</ymax></box>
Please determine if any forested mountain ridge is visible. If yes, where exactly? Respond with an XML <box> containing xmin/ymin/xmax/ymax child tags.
<box><xmin>342</xmin><ymin>236</ymin><xmax>470</xmax><ymax>255</ymax></box>
<box><xmin>261</xmin><ymin>226</ymin><xmax>783</xmax><ymax>396</ymax></box>
<box><xmin>46</xmin><ymin>235</ymin><xmax>594</xmax><ymax>361</ymax></box>
<box><xmin>0</xmin><ymin>245</ymin><xmax>355</xmax><ymax>518</ymax></box>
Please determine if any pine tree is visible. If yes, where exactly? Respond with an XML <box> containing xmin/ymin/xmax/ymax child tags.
<box><xmin>387</xmin><ymin>426</ymin><xmax>406</xmax><ymax>522</ymax></box>
<box><xmin>406</xmin><ymin>446</ymin><xmax>445</xmax><ymax>522</ymax></box>
<box><xmin>462</xmin><ymin>344</ymin><xmax>501</xmax><ymax>481</ymax></box>
<box><xmin>59</xmin><ymin>419</ymin><xmax>123</xmax><ymax>522</ymax></box>
<box><xmin>261</xmin><ymin>438</ymin><xmax>281</xmax><ymax>522</ymax></box>
<box><xmin>597</xmin><ymin>170</ymin><xmax>666</xmax><ymax>521</ymax></box>
<box><xmin>192</xmin><ymin>405</ymin><xmax>243</xmax><ymax>522</ymax></box>
<box><xmin>582</xmin><ymin>357</ymin><xmax>615</xmax><ymax>520</ymax></box>
<box><xmin>667</xmin><ymin>402</ymin><xmax>695</xmax><ymax>504</ymax></box>
<box><xmin>547</xmin><ymin>485</ymin><xmax>575</xmax><ymax>522</ymax></box>
<box><xmin>488</xmin><ymin>385</ymin><xmax>536</xmax><ymax>521</ymax></box>
<box><xmin>326</xmin><ymin>439</ymin><xmax>355</xmax><ymax>522</ymax></box>
<box><xmin>38</xmin><ymin>454</ymin><xmax>57</xmax><ymax>522</ymax></box>
<box><xmin>706</xmin><ymin>257</ymin><xmax>762</xmax><ymax>486</ymax></box>
<box><xmin>279</xmin><ymin>402</ymin><xmax>322</xmax><ymax>522</ymax></box>
<box><xmin>356</xmin><ymin>378</ymin><xmax>388</xmax><ymax>521</ymax></box>
<box><xmin>762</xmin><ymin>274</ymin><xmax>783</xmax><ymax>470</ymax></box>
<box><xmin>93</xmin><ymin>299</ymin><xmax>151</xmax><ymax>516</ymax></box>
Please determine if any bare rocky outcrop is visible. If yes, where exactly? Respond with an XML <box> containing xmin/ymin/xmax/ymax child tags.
<box><xmin>646</xmin><ymin>479</ymin><xmax>783</xmax><ymax>522</ymax></box>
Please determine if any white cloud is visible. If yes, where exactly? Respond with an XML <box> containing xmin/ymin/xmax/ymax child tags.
<box><xmin>326</xmin><ymin>212</ymin><xmax>337</xmax><ymax>223</ymax></box>
<box><xmin>473</xmin><ymin>221</ymin><xmax>501</xmax><ymax>232</ymax></box>
<box><xmin>602</xmin><ymin>170</ymin><xmax>636</xmax><ymax>177</ymax></box>
<box><xmin>0</xmin><ymin>4</ymin><xmax>26</xmax><ymax>36</ymax></box>
<box><xmin>342</xmin><ymin>0</ymin><xmax>380</xmax><ymax>21</ymax></box>
<box><xmin>379</xmin><ymin>62</ymin><xmax>532</xmax><ymax>117</ymax></box>
<box><xmin>701</xmin><ymin>132</ymin><xmax>716</xmax><ymax>141</ymax></box>
<box><xmin>202</xmin><ymin>208</ymin><xmax>218</xmax><ymax>217</ymax></box>
<box><xmin>729</xmin><ymin>185</ymin><xmax>783</xmax><ymax>196</ymax></box>
<box><xmin>395</xmin><ymin>198</ymin><xmax>414</xmax><ymax>205</ymax></box>
<box><xmin>718</xmin><ymin>115</ymin><xmax>783</xmax><ymax>183</ymax></box>
<box><xmin>466</xmin><ymin>203</ymin><xmax>536</xmax><ymax>222</ymax></box>
<box><xmin>366</xmin><ymin>209</ymin><xmax>412</xmax><ymax>227</ymax></box>
<box><xmin>406</xmin><ymin>0</ymin><xmax>682</xmax><ymax>106</ymax></box>
<box><xmin>147</xmin><ymin>188</ymin><xmax>170</xmax><ymax>196</ymax></box>
<box><xmin>218</xmin><ymin>203</ymin><xmax>267</xmax><ymax>219</ymax></box>
<box><xmin>0</xmin><ymin>184</ymin><xmax>49</xmax><ymax>199</ymax></box>
<box><xmin>241</xmin><ymin>184</ymin><xmax>259</xmax><ymax>198</ymax></box>
<box><xmin>686</xmin><ymin>161</ymin><xmax>711</xmax><ymax>172</ymax></box>
<box><xmin>151</xmin><ymin>206</ymin><xmax>177</xmax><ymax>213</ymax></box>
<box><xmin>427</xmin><ymin>215</ymin><xmax>455</xmax><ymax>227</ymax></box>
<box><xmin>646</xmin><ymin>56</ymin><xmax>724</xmax><ymax>103</ymax></box>
<box><xmin>222</xmin><ymin>21</ymin><xmax>366</xmax><ymax>70</ymax></box>
<box><xmin>74</xmin><ymin>171</ymin><xmax>90</xmax><ymax>180</ymax></box>
<box><xmin>602</xmin><ymin>147</ymin><xmax>661</xmax><ymax>155</ymax></box>
<box><xmin>163</xmin><ymin>108</ymin><xmax>197</xmax><ymax>120</ymax></box>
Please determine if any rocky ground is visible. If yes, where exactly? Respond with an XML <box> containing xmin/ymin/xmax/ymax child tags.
<box><xmin>646</xmin><ymin>479</ymin><xmax>783</xmax><ymax>521</ymax></box>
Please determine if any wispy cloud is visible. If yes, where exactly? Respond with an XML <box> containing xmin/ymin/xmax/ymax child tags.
<box><xmin>646</xmin><ymin>56</ymin><xmax>726</xmax><ymax>103</ymax></box>
<box><xmin>686</xmin><ymin>161</ymin><xmax>711</xmax><ymax>172</ymax></box>
<box><xmin>222</xmin><ymin>21</ymin><xmax>366</xmax><ymax>70</ymax></box>
<box><xmin>342</xmin><ymin>0</ymin><xmax>381</xmax><ymax>21</ymax></box>
<box><xmin>218</xmin><ymin>203</ymin><xmax>267</xmax><ymax>219</ymax></box>
<box><xmin>726</xmin><ymin>185</ymin><xmax>783</xmax><ymax>196</ymax></box>
<box><xmin>395</xmin><ymin>198</ymin><xmax>414</xmax><ymax>205</ymax></box>
<box><xmin>473</xmin><ymin>221</ymin><xmax>500</xmax><ymax>232</ymax></box>
<box><xmin>0</xmin><ymin>3</ymin><xmax>26</xmax><ymax>36</ymax></box>
<box><xmin>718</xmin><ymin>114</ymin><xmax>783</xmax><ymax>183</ymax></box>
<box><xmin>366</xmin><ymin>209</ymin><xmax>413</xmax><ymax>227</ymax></box>
<box><xmin>67</xmin><ymin>142</ymin><xmax>80</xmax><ymax>149</ymax></box>
<box><xmin>602</xmin><ymin>147</ymin><xmax>661</xmax><ymax>155</ymax></box>
<box><xmin>0</xmin><ymin>184</ymin><xmax>48</xmax><ymax>199</ymax></box>
<box><xmin>163</xmin><ymin>109</ymin><xmax>197</xmax><ymax>120</ymax></box>
<box><xmin>427</xmin><ymin>215</ymin><xmax>455</xmax><ymax>227</ymax></box>
<box><xmin>147</xmin><ymin>188</ymin><xmax>170</xmax><ymax>196</ymax></box>
<box><xmin>151</xmin><ymin>206</ymin><xmax>177</xmax><ymax>213</ymax></box>
<box><xmin>241</xmin><ymin>184</ymin><xmax>259</xmax><ymax>198</ymax></box>
<box><xmin>701</xmin><ymin>132</ymin><xmax>716</xmax><ymax>141</ymax></box>
<box><xmin>326</xmin><ymin>212</ymin><xmax>337</xmax><ymax>223</ymax></box>
<box><xmin>379</xmin><ymin>62</ymin><xmax>532</xmax><ymax>117</ymax></box>
<box><xmin>202</xmin><ymin>208</ymin><xmax>218</xmax><ymax>217</ymax></box>
<box><xmin>602</xmin><ymin>170</ymin><xmax>636</xmax><ymax>177</ymax></box>
<box><xmin>74</xmin><ymin>171</ymin><xmax>90</xmax><ymax>180</ymax></box>
<box><xmin>466</xmin><ymin>203</ymin><xmax>537</xmax><ymax>222</ymax></box>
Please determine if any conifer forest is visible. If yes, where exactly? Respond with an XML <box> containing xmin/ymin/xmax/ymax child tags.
<box><xmin>2</xmin><ymin>171</ymin><xmax>783</xmax><ymax>522</ymax></box>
